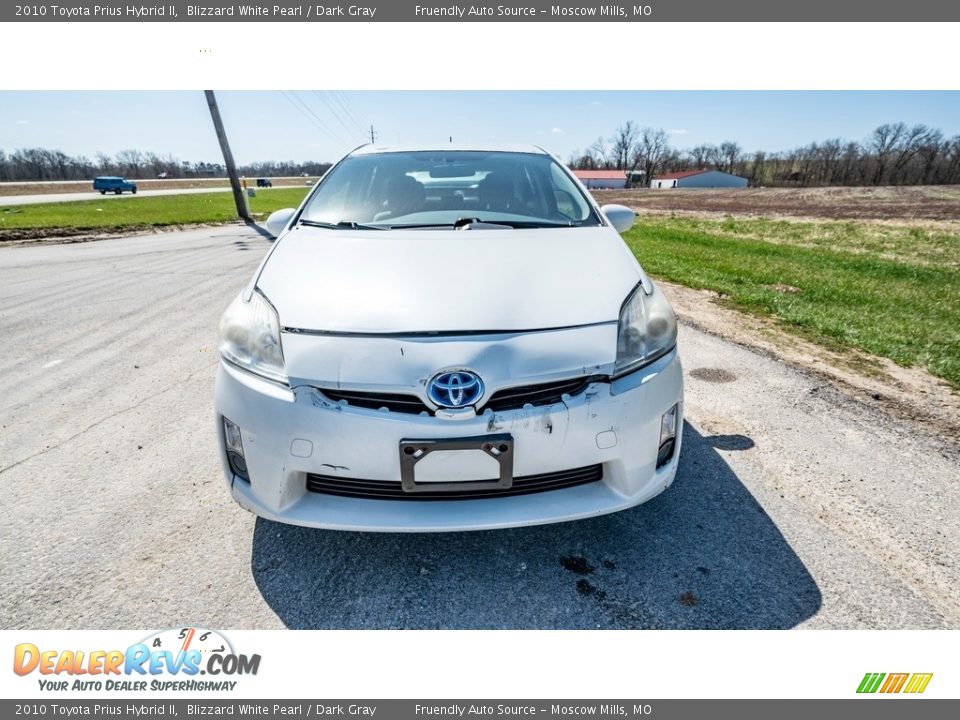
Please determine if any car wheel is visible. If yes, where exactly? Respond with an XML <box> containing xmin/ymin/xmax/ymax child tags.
<box><xmin>115</xmin><ymin>189</ymin><xmax>121</xmax><ymax>195</ymax></box>
<box><xmin>100</xmin><ymin>190</ymin><xmax>106</xmax><ymax>195</ymax></box>
<box><xmin>132</xmin><ymin>188</ymin><xmax>137</xmax><ymax>194</ymax></box>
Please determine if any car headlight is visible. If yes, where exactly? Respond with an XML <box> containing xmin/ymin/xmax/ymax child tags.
<box><xmin>614</xmin><ymin>283</ymin><xmax>678</xmax><ymax>377</ymax></box>
<box><xmin>218</xmin><ymin>290</ymin><xmax>287</xmax><ymax>384</ymax></box>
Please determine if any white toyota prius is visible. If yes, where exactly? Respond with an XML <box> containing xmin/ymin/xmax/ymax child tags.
<box><xmin>215</xmin><ymin>145</ymin><xmax>683</xmax><ymax>531</ymax></box>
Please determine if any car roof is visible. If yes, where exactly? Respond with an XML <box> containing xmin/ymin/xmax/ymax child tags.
<box><xmin>348</xmin><ymin>143</ymin><xmax>550</xmax><ymax>157</ymax></box>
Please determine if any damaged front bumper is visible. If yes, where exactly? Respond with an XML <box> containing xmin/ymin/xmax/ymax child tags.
<box><xmin>213</xmin><ymin>347</ymin><xmax>683</xmax><ymax>532</ymax></box>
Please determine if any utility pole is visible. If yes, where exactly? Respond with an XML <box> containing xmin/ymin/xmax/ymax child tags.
<box><xmin>369</xmin><ymin>124</ymin><xmax>377</xmax><ymax>144</ymax></box>
<box><xmin>204</xmin><ymin>90</ymin><xmax>250</xmax><ymax>221</ymax></box>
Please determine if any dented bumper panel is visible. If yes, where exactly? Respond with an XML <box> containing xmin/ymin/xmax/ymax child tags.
<box><xmin>280</xmin><ymin>322</ymin><xmax>620</xmax><ymax>399</ymax></box>
<box><xmin>214</xmin><ymin>346</ymin><xmax>683</xmax><ymax>532</ymax></box>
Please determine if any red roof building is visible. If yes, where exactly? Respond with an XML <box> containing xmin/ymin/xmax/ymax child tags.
<box><xmin>573</xmin><ymin>169</ymin><xmax>629</xmax><ymax>189</ymax></box>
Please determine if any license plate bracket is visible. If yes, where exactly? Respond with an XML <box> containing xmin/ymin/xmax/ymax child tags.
<box><xmin>398</xmin><ymin>433</ymin><xmax>514</xmax><ymax>494</ymax></box>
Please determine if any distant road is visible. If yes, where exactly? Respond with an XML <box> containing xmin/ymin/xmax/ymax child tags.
<box><xmin>0</xmin><ymin>176</ymin><xmax>318</xmax><ymax>206</ymax></box>
<box><xmin>0</xmin><ymin>185</ymin><xmax>296</xmax><ymax>207</ymax></box>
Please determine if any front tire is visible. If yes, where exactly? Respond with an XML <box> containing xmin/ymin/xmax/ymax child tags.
<box><xmin>132</xmin><ymin>187</ymin><xmax>137</xmax><ymax>194</ymax></box>
<box><xmin>100</xmin><ymin>190</ymin><xmax>106</xmax><ymax>195</ymax></box>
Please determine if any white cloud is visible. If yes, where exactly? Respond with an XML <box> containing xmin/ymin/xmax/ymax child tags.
<box><xmin>15</xmin><ymin>119</ymin><xmax>29</xmax><ymax>125</ymax></box>
<box><xmin>550</xmin><ymin>127</ymin><xmax>564</xmax><ymax>134</ymax></box>
<box><xmin>668</xmin><ymin>128</ymin><xmax>689</xmax><ymax>135</ymax></box>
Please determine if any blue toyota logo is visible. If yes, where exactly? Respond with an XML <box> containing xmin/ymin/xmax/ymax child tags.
<box><xmin>427</xmin><ymin>370</ymin><xmax>484</xmax><ymax>408</ymax></box>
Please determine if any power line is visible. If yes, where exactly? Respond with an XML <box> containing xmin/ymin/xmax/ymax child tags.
<box><xmin>280</xmin><ymin>91</ymin><xmax>350</xmax><ymax>148</ymax></box>
<box><xmin>331</xmin><ymin>91</ymin><xmax>367</xmax><ymax>135</ymax></box>
<box><xmin>312</xmin><ymin>91</ymin><xmax>365</xmax><ymax>141</ymax></box>
<box><xmin>324</xmin><ymin>91</ymin><xmax>362</xmax><ymax>135</ymax></box>
<box><xmin>331</xmin><ymin>91</ymin><xmax>369</xmax><ymax>137</ymax></box>
<box><xmin>292</xmin><ymin>91</ymin><xmax>350</xmax><ymax>145</ymax></box>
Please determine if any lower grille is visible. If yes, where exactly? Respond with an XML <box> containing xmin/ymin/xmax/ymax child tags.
<box><xmin>306</xmin><ymin>463</ymin><xmax>603</xmax><ymax>500</ymax></box>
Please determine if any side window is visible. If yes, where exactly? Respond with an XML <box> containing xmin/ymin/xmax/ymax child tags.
<box><xmin>549</xmin><ymin>163</ymin><xmax>590</xmax><ymax>221</ymax></box>
<box><xmin>554</xmin><ymin>188</ymin><xmax>576</xmax><ymax>218</ymax></box>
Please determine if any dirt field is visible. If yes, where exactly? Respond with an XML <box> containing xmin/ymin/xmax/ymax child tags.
<box><xmin>595</xmin><ymin>185</ymin><xmax>960</xmax><ymax>221</ymax></box>
<box><xmin>0</xmin><ymin>176</ymin><xmax>317</xmax><ymax>197</ymax></box>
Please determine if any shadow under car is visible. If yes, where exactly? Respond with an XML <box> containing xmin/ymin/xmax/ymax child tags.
<box><xmin>250</xmin><ymin>422</ymin><xmax>821</xmax><ymax>629</ymax></box>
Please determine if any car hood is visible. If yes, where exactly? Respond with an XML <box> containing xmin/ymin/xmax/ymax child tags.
<box><xmin>256</xmin><ymin>225</ymin><xmax>642</xmax><ymax>333</ymax></box>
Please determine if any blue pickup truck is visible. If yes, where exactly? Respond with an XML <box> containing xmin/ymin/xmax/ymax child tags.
<box><xmin>93</xmin><ymin>176</ymin><xmax>138</xmax><ymax>195</ymax></box>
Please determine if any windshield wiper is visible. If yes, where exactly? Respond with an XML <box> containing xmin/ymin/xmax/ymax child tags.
<box><xmin>390</xmin><ymin>218</ymin><xmax>578</xmax><ymax>230</ymax></box>
<box><xmin>497</xmin><ymin>219</ymin><xmax>577</xmax><ymax>229</ymax></box>
<box><xmin>299</xmin><ymin>219</ymin><xmax>386</xmax><ymax>230</ymax></box>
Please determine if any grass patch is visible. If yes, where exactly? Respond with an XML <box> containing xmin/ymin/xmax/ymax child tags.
<box><xmin>624</xmin><ymin>217</ymin><xmax>960</xmax><ymax>387</ymax></box>
<box><xmin>0</xmin><ymin>188</ymin><xmax>311</xmax><ymax>235</ymax></box>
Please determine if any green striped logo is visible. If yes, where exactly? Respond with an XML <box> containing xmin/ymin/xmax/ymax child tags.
<box><xmin>857</xmin><ymin>672</ymin><xmax>933</xmax><ymax>694</ymax></box>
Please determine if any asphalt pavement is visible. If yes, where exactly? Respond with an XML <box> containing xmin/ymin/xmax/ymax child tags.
<box><xmin>1</xmin><ymin>225</ymin><xmax>958</xmax><ymax>629</ymax></box>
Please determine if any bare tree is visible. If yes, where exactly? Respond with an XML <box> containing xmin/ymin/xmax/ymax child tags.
<box><xmin>631</xmin><ymin>127</ymin><xmax>670</xmax><ymax>187</ymax></box>
<box><xmin>869</xmin><ymin>123</ymin><xmax>907</xmax><ymax>184</ymax></box>
<box><xmin>589</xmin><ymin>136</ymin><xmax>610</xmax><ymax>168</ymax></box>
<box><xmin>943</xmin><ymin>135</ymin><xmax>960</xmax><ymax>184</ymax></box>
<box><xmin>705</xmin><ymin>145</ymin><xmax>725</xmax><ymax>171</ymax></box>
<box><xmin>719</xmin><ymin>141</ymin><xmax>742</xmax><ymax>174</ymax></box>
<box><xmin>889</xmin><ymin>124</ymin><xmax>933</xmax><ymax>183</ymax></box>
<box><xmin>688</xmin><ymin>144</ymin><xmax>710</xmax><ymax>169</ymax></box>
<box><xmin>750</xmin><ymin>150</ymin><xmax>767</xmax><ymax>186</ymax></box>
<box><xmin>915</xmin><ymin>129</ymin><xmax>944</xmax><ymax>184</ymax></box>
<box><xmin>609</xmin><ymin>122</ymin><xmax>638</xmax><ymax>170</ymax></box>
<box><xmin>114</xmin><ymin>149</ymin><xmax>144</xmax><ymax>177</ymax></box>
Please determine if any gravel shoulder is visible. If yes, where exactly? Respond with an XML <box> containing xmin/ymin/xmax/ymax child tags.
<box><xmin>661</xmin><ymin>280</ymin><xmax>960</xmax><ymax>444</ymax></box>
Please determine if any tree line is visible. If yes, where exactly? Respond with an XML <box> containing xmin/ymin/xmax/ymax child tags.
<box><xmin>0</xmin><ymin>148</ymin><xmax>332</xmax><ymax>182</ymax></box>
<box><xmin>4</xmin><ymin>122</ymin><xmax>959</xmax><ymax>186</ymax></box>
<box><xmin>567</xmin><ymin>121</ymin><xmax>960</xmax><ymax>186</ymax></box>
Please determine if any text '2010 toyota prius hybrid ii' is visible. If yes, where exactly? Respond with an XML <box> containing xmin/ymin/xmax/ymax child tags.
<box><xmin>215</xmin><ymin>145</ymin><xmax>683</xmax><ymax>531</ymax></box>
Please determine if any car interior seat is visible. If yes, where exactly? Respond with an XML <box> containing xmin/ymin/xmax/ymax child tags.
<box><xmin>478</xmin><ymin>172</ymin><xmax>517</xmax><ymax>213</ymax></box>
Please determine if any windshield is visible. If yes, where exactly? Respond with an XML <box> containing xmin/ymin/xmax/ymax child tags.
<box><xmin>299</xmin><ymin>151</ymin><xmax>602</xmax><ymax>229</ymax></box>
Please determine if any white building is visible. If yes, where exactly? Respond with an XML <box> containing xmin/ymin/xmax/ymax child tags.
<box><xmin>573</xmin><ymin>170</ymin><xmax>628</xmax><ymax>189</ymax></box>
<box><xmin>572</xmin><ymin>170</ymin><xmax>647</xmax><ymax>189</ymax></box>
<box><xmin>650</xmin><ymin>169</ymin><xmax>748</xmax><ymax>189</ymax></box>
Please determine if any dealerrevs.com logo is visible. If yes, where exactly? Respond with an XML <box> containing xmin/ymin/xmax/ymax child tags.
<box><xmin>13</xmin><ymin>627</ymin><xmax>260</xmax><ymax>692</ymax></box>
<box><xmin>857</xmin><ymin>673</ymin><xmax>933</xmax><ymax>694</ymax></box>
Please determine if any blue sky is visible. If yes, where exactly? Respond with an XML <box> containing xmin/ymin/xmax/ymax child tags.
<box><xmin>2</xmin><ymin>91</ymin><xmax>958</xmax><ymax>164</ymax></box>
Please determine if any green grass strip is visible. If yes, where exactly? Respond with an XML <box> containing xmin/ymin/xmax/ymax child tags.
<box><xmin>624</xmin><ymin>217</ymin><xmax>960</xmax><ymax>387</ymax></box>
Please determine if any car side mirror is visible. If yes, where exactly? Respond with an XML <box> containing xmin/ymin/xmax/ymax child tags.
<box><xmin>600</xmin><ymin>204</ymin><xmax>635</xmax><ymax>234</ymax></box>
<box><xmin>266</xmin><ymin>208</ymin><xmax>296</xmax><ymax>238</ymax></box>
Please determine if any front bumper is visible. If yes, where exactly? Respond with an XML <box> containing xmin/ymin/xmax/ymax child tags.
<box><xmin>214</xmin><ymin>350</ymin><xmax>683</xmax><ymax>532</ymax></box>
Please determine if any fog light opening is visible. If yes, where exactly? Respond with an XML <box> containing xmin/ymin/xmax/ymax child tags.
<box><xmin>222</xmin><ymin>417</ymin><xmax>249</xmax><ymax>481</ymax></box>
<box><xmin>656</xmin><ymin>438</ymin><xmax>676</xmax><ymax>469</ymax></box>
<box><xmin>656</xmin><ymin>403</ymin><xmax>679</xmax><ymax>469</ymax></box>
